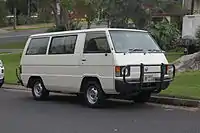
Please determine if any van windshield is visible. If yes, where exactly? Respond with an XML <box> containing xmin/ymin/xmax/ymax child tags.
<box><xmin>109</xmin><ymin>30</ymin><xmax>161</xmax><ymax>53</ymax></box>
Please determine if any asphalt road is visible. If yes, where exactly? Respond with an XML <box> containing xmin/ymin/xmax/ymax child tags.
<box><xmin>0</xmin><ymin>24</ymin><xmax>108</xmax><ymax>45</ymax></box>
<box><xmin>0</xmin><ymin>88</ymin><xmax>200</xmax><ymax>133</ymax></box>
<box><xmin>0</xmin><ymin>28</ymin><xmax>47</xmax><ymax>44</ymax></box>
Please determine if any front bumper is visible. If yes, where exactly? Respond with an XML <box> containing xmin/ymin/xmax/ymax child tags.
<box><xmin>115</xmin><ymin>63</ymin><xmax>175</xmax><ymax>94</ymax></box>
<box><xmin>115</xmin><ymin>79</ymin><xmax>170</xmax><ymax>94</ymax></box>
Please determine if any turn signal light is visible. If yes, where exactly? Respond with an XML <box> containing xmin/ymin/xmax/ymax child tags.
<box><xmin>115</xmin><ymin>66</ymin><xmax>121</xmax><ymax>77</ymax></box>
<box><xmin>115</xmin><ymin>66</ymin><xmax>130</xmax><ymax>77</ymax></box>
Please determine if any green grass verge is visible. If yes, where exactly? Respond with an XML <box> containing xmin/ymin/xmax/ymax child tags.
<box><xmin>0</xmin><ymin>53</ymin><xmax>21</xmax><ymax>84</ymax></box>
<box><xmin>0</xmin><ymin>52</ymin><xmax>9</xmax><ymax>54</ymax></box>
<box><xmin>161</xmin><ymin>71</ymin><xmax>200</xmax><ymax>99</ymax></box>
<box><xmin>0</xmin><ymin>42</ymin><xmax>25</xmax><ymax>49</ymax></box>
<box><xmin>166</xmin><ymin>52</ymin><xmax>183</xmax><ymax>63</ymax></box>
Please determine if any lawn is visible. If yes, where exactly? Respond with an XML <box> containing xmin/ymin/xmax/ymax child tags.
<box><xmin>161</xmin><ymin>71</ymin><xmax>200</xmax><ymax>99</ymax></box>
<box><xmin>0</xmin><ymin>53</ymin><xmax>21</xmax><ymax>84</ymax></box>
<box><xmin>0</xmin><ymin>42</ymin><xmax>25</xmax><ymax>49</ymax></box>
<box><xmin>166</xmin><ymin>52</ymin><xmax>183</xmax><ymax>63</ymax></box>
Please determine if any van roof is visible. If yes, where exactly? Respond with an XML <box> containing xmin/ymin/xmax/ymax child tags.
<box><xmin>30</xmin><ymin>28</ymin><xmax>148</xmax><ymax>38</ymax></box>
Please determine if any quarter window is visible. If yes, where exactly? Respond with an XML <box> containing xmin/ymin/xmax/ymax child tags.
<box><xmin>49</xmin><ymin>35</ymin><xmax>77</xmax><ymax>54</ymax></box>
<box><xmin>84</xmin><ymin>32</ymin><xmax>111</xmax><ymax>53</ymax></box>
<box><xmin>26</xmin><ymin>37</ymin><xmax>49</xmax><ymax>55</ymax></box>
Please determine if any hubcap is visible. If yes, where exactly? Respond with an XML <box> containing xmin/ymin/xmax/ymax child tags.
<box><xmin>87</xmin><ymin>86</ymin><xmax>98</xmax><ymax>104</ymax></box>
<box><xmin>33</xmin><ymin>82</ymin><xmax>43</xmax><ymax>97</ymax></box>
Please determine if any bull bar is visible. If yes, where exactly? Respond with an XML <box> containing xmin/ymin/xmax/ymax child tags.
<box><xmin>122</xmin><ymin>63</ymin><xmax>176</xmax><ymax>90</ymax></box>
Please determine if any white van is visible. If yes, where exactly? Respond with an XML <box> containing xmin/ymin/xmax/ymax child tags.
<box><xmin>19</xmin><ymin>28</ymin><xmax>175</xmax><ymax>107</ymax></box>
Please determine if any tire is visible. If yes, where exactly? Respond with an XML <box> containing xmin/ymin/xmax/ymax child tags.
<box><xmin>0</xmin><ymin>83</ymin><xmax>3</xmax><ymax>88</ymax></box>
<box><xmin>83</xmin><ymin>80</ymin><xmax>105</xmax><ymax>108</ymax></box>
<box><xmin>133</xmin><ymin>92</ymin><xmax>151</xmax><ymax>103</ymax></box>
<box><xmin>31</xmin><ymin>78</ymin><xmax>49</xmax><ymax>100</ymax></box>
<box><xmin>0</xmin><ymin>78</ymin><xmax>4</xmax><ymax>88</ymax></box>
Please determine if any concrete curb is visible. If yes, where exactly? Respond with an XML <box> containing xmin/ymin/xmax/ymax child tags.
<box><xmin>2</xmin><ymin>84</ymin><xmax>27</xmax><ymax>91</ymax></box>
<box><xmin>2</xmin><ymin>84</ymin><xmax>200</xmax><ymax>107</ymax></box>
<box><xmin>149</xmin><ymin>95</ymin><xmax>200</xmax><ymax>107</ymax></box>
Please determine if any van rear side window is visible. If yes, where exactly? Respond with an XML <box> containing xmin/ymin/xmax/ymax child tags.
<box><xmin>49</xmin><ymin>35</ymin><xmax>77</xmax><ymax>54</ymax></box>
<box><xmin>26</xmin><ymin>37</ymin><xmax>49</xmax><ymax>55</ymax></box>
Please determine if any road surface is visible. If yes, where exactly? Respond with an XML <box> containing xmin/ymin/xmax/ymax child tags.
<box><xmin>0</xmin><ymin>28</ymin><xmax>47</xmax><ymax>44</ymax></box>
<box><xmin>0</xmin><ymin>88</ymin><xmax>200</xmax><ymax>133</ymax></box>
<box><xmin>0</xmin><ymin>23</ymin><xmax>108</xmax><ymax>45</ymax></box>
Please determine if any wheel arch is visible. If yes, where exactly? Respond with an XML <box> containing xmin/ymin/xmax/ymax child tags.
<box><xmin>27</xmin><ymin>76</ymin><xmax>42</xmax><ymax>88</ymax></box>
<box><xmin>80</xmin><ymin>76</ymin><xmax>102</xmax><ymax>93</ymax></box>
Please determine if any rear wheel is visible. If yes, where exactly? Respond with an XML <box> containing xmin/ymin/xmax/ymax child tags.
<box><xmin>83</xmin><ymin>81</ymin><xmax>105</xmax><ymax>108</ymax></box>
<box><xmin>133</xmin><ymin>92</ymin><xmax>151</xmax><ymax>103</ymax></box>
<box><xmin>31</xmin><ymin>78</ymin><xmax>49</xmax><ymax>100</ymax></box>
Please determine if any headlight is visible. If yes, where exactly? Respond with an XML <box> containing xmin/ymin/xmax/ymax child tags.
<box><xmin>115</xmin><ymin>66</ymin><xmax>130</xmax><ymax>77</ymax></box>
<box><xmin>121</xmin><ymin>67</ymin><xmax>129</xmax><ymax>76</ymax></box>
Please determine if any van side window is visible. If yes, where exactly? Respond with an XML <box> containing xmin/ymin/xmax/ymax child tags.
<box><xmin>49</xmin><ymin>35</ymin><xmax>77</xmax><ymax>54</ymax></box>
<box><xmin>84</xmin><ymin>32</ymin><xmax>111</xmax><ymax>53</ymax></box>
<box><xmin>26</xmin><ymin>37</ymin><xmax>49</xmax><ymax>55</ymax></box>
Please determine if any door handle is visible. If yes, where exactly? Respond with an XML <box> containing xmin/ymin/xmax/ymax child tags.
<box><xmin>82</xmin><ymin>58</ymin><xmax>86</xmax><ymax>61</ymax></box>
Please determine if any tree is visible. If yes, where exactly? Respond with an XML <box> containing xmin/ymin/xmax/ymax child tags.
<box><xmin>74</xmin><ymin>0</ymin><xmax>101</xmax><ymax>28</ymax></box>
<box><xmin>0</xmin><ymin>1</ymin><xmax>7</xmax><ymax>27</ymax></box>
<box><xmin>6</xmin><ymin>0</ymin><xmax>29</xmax><ymax>25</ymax></box>
<box><xmin>100</xmin><ymin>0</ymin><xmax>150</xmax><ymax>29</ymax></box>
<box><xmin>6</xmin><ymin>0</ymin><xmax>28</xmax><ymax>15</ymax></box>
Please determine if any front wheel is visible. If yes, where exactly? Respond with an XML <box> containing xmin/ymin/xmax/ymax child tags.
<box><xmin>0</xmin><ymin>78</ymin><xmax>4</xmax><ymax>88</ymax></box>
<box><xmin>31</xmin><ymin>79</ymin><xmax>49</xmax><ymax>100</ymax></box>
<box><xmin>133</xmin><ymin>92</ymin><xmax>151</xmax><ymax>103</ymax></box>
<box><xmin>0</xmin><ymin>83</ymin><xmax>3</xmax><ymax>88</ymax></box>
<box><xmin>83</xmin><ymin>81</ymin><xmax>105</xmax><ymax>108</ymax></box>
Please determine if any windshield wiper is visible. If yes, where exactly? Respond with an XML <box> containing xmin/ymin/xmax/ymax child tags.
<box><xmin>128</xmin><ymin>48</ymin><xmax>144</xmax><ymax>53</ymax></box>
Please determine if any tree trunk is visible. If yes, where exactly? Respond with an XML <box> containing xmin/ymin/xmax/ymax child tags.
<box><xmin>191</xmin><ymin>0</ymin><xmax>194</xmax><ymax>15</ymax></box>
<box><xmin>87</xmin><ymin>19</ymin><xmax>91</xmax><ymax>29</ymax></box>
<box><xmin>13</xmin><ymin>7</ymin><xmax>17</xmax><ymax>30</ymax></box>
<box><xmin>50</xmin><ymin>3</ymin><xmax>60</xmax><ymax>27</ymax></box>
<box><xmin>62</xmin><ymin>7</ymin><xmax>70</xmax><ymax>30</ymax></box>
<box><xmin>27</xmin><ymin>0</ymin><xmax>31</xmax><ymax>24</ymax></box>
<box><xmin>107</xmin><ymin>19</ymin><xmax>110</xmax><ymax>28</ymax></box>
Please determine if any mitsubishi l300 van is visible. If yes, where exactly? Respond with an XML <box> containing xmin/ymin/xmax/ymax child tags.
<box><xmin>18</xmin><ymin>28</ymin><xmax>175</xmax><ymax>108</ymax></box>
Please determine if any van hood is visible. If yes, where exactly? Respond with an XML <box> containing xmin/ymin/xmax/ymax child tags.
<box><xmin>114</xmin><ymin>53</ymin><xmax>168</xmax><ymax>66</ymax></box>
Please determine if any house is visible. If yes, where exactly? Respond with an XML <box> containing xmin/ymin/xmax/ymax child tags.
<box><xmin>143</xmin><ymin>0</ymin><xmax>187</xmax><ymax>26</ymax></box>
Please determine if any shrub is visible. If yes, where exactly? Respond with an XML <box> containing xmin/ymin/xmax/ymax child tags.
<box><xmin>17</xmin><ymin>14</ymin><xmax>38</xmax><ymax>25</ymax></box>
<box><xmin>187</xmin><ymin>26</ymin><xmax>200</xmax><ymax>54</ymax></box>
<box><xmin>46</xmin><ymin>25</ymin><xmax>66</xmax><ymax>32</ymax></box>
<box><xmin>46</xmin><ymin>21</ymin><xmax>82</xmax><ymax>32</ymax></box>
<box><xmin>148</xmin><ymin>21</ymin><xmax>180</xmax><ymax>51</ymax></box>
<box><xmin>195</xmin><ymin>26</ymin><xmax>200</xmax><ymax>46</ymax></box>
<box><xmin>37</xmin><ymin>9</ymin><xmax>53</xmax><ymax>23</ymax></box>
